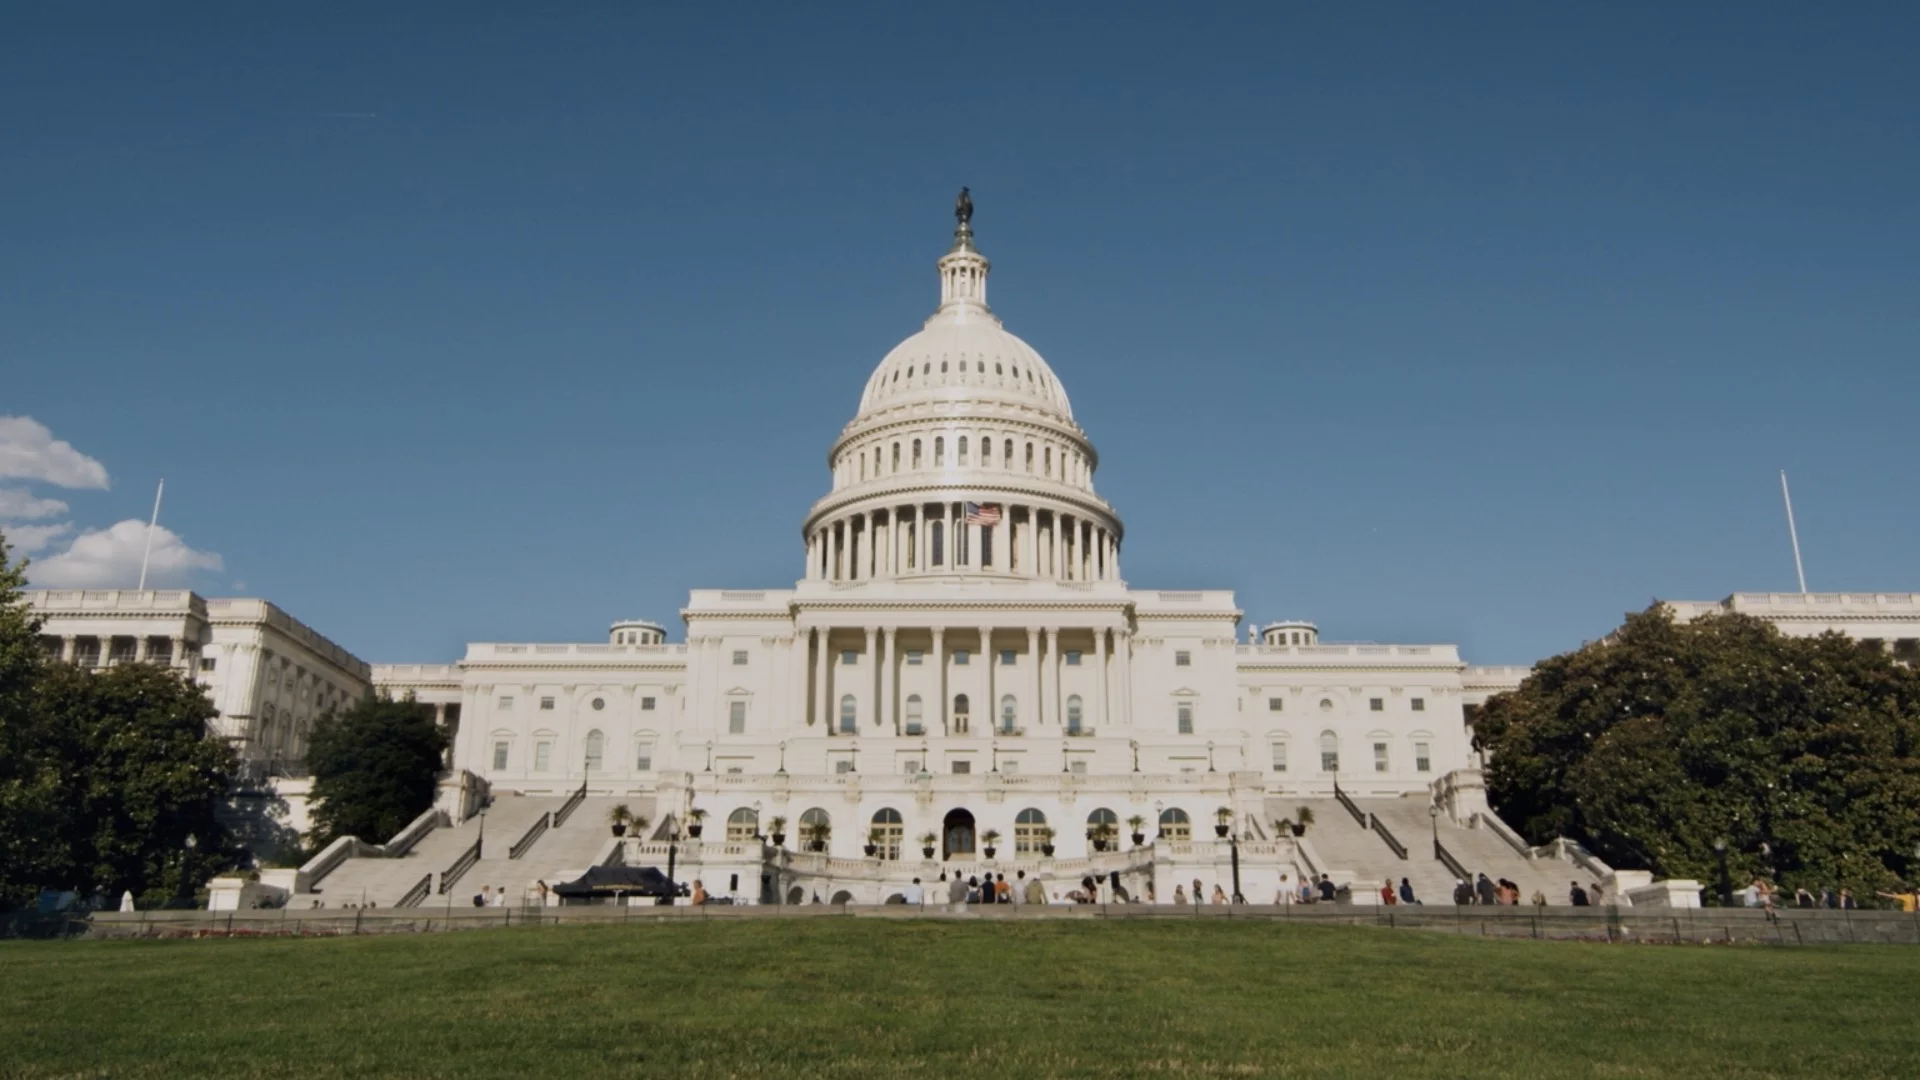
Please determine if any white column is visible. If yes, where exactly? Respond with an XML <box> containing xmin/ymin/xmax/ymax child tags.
<box><xmin>60</xmin><ymin>636</ymin><xmax>75</xmax><ymax>663</ymax></box>
<box><xmin>979</xmin><ymin>626</ymin><xmax>994</xmax><ymax>732</ymax></box>
<box><xmin>1095</xmin><ymin>626</ymin><xmax>1109</xmax><ymax>731</ymax></box>
<box><xmin>1051</xmin><ymin>515</ymin><xmax>1063</xmax><ymax>580</ymax></box>
<box><xmin>789</xmin><ymin>629</ymin><xmax>809</xmax><ymax>729</ymax></box>
<box><xmin>1026</xmin><ymin>628</ymin><xmax>1041</xmax><ymax>730</ymax></box>
<box><xmin>1116</xmin><ymin>630</ymin><xmax>1133</xmax><ymax>728</ymax></box>
<box><xmin>135</xmin><ymin>636</ymin><xmax>150</xmax><ymax>663</ymax></box>
<box><xmin>170</xmin><ymin>635</ymin><xmax>187</xmax><ymax>668</ymax></box>
<box><xmin>932</xmin><ymin>628</ymin><xmax>947</xmax><ymax>734</ymax></box>
<box><xmin>1049</xmin><ymin>627</ymin><xmax>1064</xmax><ymax>726</ymax></box>
<box><xmin>946</xmin><ymin>503</ymin><xmax>957</xmax><ymax>567</ymax></box>
<box><xmin>881</xmin><ymin>627</ymin><xmax>898</xmax><ymax>733</ymax></box>
<box><xmin>813</xmin><ymin>627</ymin><xmax>829</xmax><ymax>729</ymax></box>
<box><xmin>1042</xmin><ymin>628</ymin><xmax>1059</xmax><ymax>727</ymax></box>
<box><xmin>863</xmin><ymin>627</ymin><xmax>878</xmax><ymax>729</ymax></box>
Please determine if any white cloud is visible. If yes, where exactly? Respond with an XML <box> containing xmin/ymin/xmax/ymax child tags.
<box><xmin>5</xmin><ymin>522</ymin><xmax>74</xmax><ymax>555</ymax></box>
<box><xmin>0</xmin><ymin>416</ymin><xmax>110</xmax><ymax>489</ymax></box>
<box><xmin>0</xmin><ymin>487</ymin><xmax>70</xmax><ymax>520</ymax></box>
<box><xmin>27</xmin><ymin>519</ymin><xmax>223</xmax><ymax>588</ymax></box>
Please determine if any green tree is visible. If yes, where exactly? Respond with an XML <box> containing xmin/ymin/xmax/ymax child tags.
<box><xmin>1476</xmin><ymin>605</ymin><xmax>1920</xmax><ymax>898</ymax></box>
<box><xmin>307</xmin><ymin>696</ymin><xmax>448</xmax><ymax>846</ymax></box>
<box><xmin>33</xmin><ymin>662</ymin><xmax>238</xmax><ymax>906</ymax></box>
<box><xmin>0</xmin><ymin>531</ymin><xmax>64</xmax><ymax>907</ymax></box>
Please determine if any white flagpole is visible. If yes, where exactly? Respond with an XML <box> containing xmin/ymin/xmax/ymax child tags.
<box><xmin>137</xmin><ymin>479</ymin><xmax>164</xmax><ymax>591</ymax></box>
<box><xmin>1779</xmin><ymin>470</ymin><xmax>1807</xmax><ymax>595</ymax></box>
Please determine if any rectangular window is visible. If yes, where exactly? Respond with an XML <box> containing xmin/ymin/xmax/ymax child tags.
<box><xmin>1177</xmin><ymin>703</ymin><xmax>1194</xmax><ymax>734</ymax></box>
<box><xmin>903</xmin><ymin>759</ymin><xmax>922</xmax><ymax>775</ymax></box>
<box><xmin>952</xmin><ymin>760</ymin><xmax>971</xmax><ymax>775</ymax></box>
<box><xmin>1374</xmin><ymin>742</ymin><xmax>1389</xmax><ymax>772</ymax></box>
<box><xmin>498</xmin><ymin>696</ymin><xmax>514</xmax><ymax>710</ymax></box>
<box><xmin>1411</xmin><ymin>697</ymin><xmax>1426</xmax><ymax>712</ymax></box>
<box><xmin>1271</xmin><ymin>743</ymin><xmax>1288</xmax><ymax>772</ymax></box>
<box><xmin>199</xmin><ymin>656</ymin><xmax>217</xmax><ymax>672</ymax></box>
<box><xmin>534</xmin><ymin>740</ymin><xmax>553</xmax><ymax>772</ymax></box>
<box><xmin>1065</xmin><ymin>650</ymin><xmax>1082</xmax><ymax>666</ymax></box>
<box><xmin>725</xmin><ymin>766</ymin><xmax>743</xmax><ymax>775</ymax></box>
<box><xmin>1068</xmin><ymin>759</ymin><xmax>1088</xmax><ymax>775</ymax></box>
<box><xmin>1268</xmin><ymin>697</ymin><xmax>1283</xmax><ymax>712</ymax></box>
<box><xmin>1000</xmin><ymin>649</ymin><xmax>1016</xmax><ymax>666</ymax></box>
<box><xmin>953</xmin><ymin>649</ymin><xmax>969</xmax><ymax>666</ymax></box>
<box><xmin>835</xmin><ymin>759</ymin><xmax>855</xmax><ymax>774</ymax></box>
<box><xmin>492</xmin><ymin>741</ymin><xmax>509</xmax><ymax>770</ymax></box>
<box><xmin>635</xmin><ymin>743</ymin><xmax>654</xmax><ymax>771</ymax></box>
<box><xmin>732</xmin><ymin>650</ymin><xmax>749</xmax><ymax>666</ymax></box>
<box><xmin>540</xmin><ymin>696</ymin><xmax>556</xmax><ymax>711</ymax></box>
<box><xmin>1415</xmin><ymin>742</ymin><xmax>1432</xmax><ymax>772</ymax></box>
<box><xmin>1322</xmin><ymin>749</ymin><xmax>1339</xmax><ymax>772</ymax></box>
<box><xmin>1001</xmin><ymin>760</ymin><xmax>1019</xmax><ymax>775</ymax></box>
<box><xmin>841</xmin><ymin>649</ymin><xmax>857</xmax><ymax>665</ymax></box>
<box><xmin>640</xmin><ymin>697</ymin><xmax>656</xmax><ymax>710</ymax></box>
<box><xmin>729</xmin><ymin>701</ymin><xmax>746</xmax><ymax>734</ymax></box>
<box><xmin>1174</xmin><ymin>651</ymin><xmax>1191</xmax><ymax>667</ymax></box>
<box><xmin>1369</xmin><ymin>698</ymin><xmax>1384</xmax><ymax>712</ymax></box>
<box><xmin>906</xmin><ymin>650</ymin><xmax>923</xmax><ymax>665</ymax></box>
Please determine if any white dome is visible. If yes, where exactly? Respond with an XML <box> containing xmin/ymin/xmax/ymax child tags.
<box><xmin>857</xmin><ymin>312</ymin><xmax>1074</xmax><ymax>421</ymax></box>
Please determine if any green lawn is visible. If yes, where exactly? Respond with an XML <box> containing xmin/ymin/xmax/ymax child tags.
<box><xmin>3</xmin><ymin>920</ymin><xmax>1916</xmax><ymax>1078</ymax></box>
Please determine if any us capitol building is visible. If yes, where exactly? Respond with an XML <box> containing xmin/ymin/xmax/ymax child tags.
<box><xmin>27</xmin><ymin>198</ymin><xmax>1920</xmax><ymax>908</ymax></box>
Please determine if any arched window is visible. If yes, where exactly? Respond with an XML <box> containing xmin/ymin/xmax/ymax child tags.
<box><xmin>958</xmin><ymin>436</ymin><xmax>968</xmax><ymax>465</ymax></box>
<box><xmin>727</xmin><ymin>807</ymin><xmax>758</xmax><ymax>842</ymax></box>
<box><xmin>1044</xmin><ymin>446</ymin><xmax>1052</xmax><ymax>476</ymax></box>
<box><xmin>1086</xmin><ymin>807</ymin><xmax>1118</xmax><ymax>849</ymax></box>
<box><xmin>905</xmin><ymin>694</ymin><xmax>924</xmax><ymax>735</ymax></box>
<box><xmin>953</xmin><ymin>693</ymin><xmax>970</xmax><ymax>734</ymax></box>
<box><xmin>871</xmin><ymin>808</ymin><xmax>904</xmax><ymax>860</ymax></box>
<box><xmin>981</xmin><ymin>436</ymin><xmax>991</xmax><ymax>466</ymax></box>
<box><xmin>913</xmin><ymin>439</ymin><xmax>922</xmax><ymax>469</ymax></box>
<box><xmin>999</xmin><ymin>694</ymin><xmax>1017</xmax><ymax>734</ymax></box>
<box><xmin>892</xmin><ymin>442</ymin><xmax>900</xmax><ymax>472</ymax></box>
<box><xmin>584</xmin><ymin>729</ymin><xmax>604</xmax><ymax>771</ymax></box>
<box><xmin>800</xmin><ymin>807</ymin><xmax>831</xmax><ymax>851</ymax></box>
<box><xmin>1025</xmin><ymin>443</ymin><xmax>1034</xmax><ymax>473</ymax></box>
<box><xmin>1004</xmin><ymin>439</ymin><xmax>1013</xmax><ymax>467</ymax></box>
<box><xmin>1158</xmin><ymin>807</ymin><xmax>1191</xmax><ymax>841</ymax></box>
<box><xmin>1319</xmin><ymin>731</ymin><xmax>1340</xmax><ymax>773</ymax></box>
<box><xmin>839</xmin><ymin>694</ymin><xmax>857</xmax><ymax>734</ymax></box>
<box><xmin>1066</xmin><ymin>695</ymin><xmax>1084</xmax><ymax>735</ymax></box>
<box><xmin>1014</xmin><ymin>808</ymin><xmax>1049</xmax><ymax>854</ymax></box>
<box><xmin>859</xmin><ymin>454</ymin><xmax>866</xmax><ymax>481</ymax></box>
<box><xmin>934</xmin><ymin>436</ymin><xmax>944</xmax><ymax>467</ymax></box>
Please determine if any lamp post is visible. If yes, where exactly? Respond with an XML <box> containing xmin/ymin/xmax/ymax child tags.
<box><xmin>1429</xmin><ymin>803</ymin><xmax>1440</xmax><ymax>861</ymax></box>
<box><xmin>1226</xmin><ymin>814</ymin><xmax>1243</xmax><ymax>904</ymax></box>
<box><xmin>1713</xmin><ymin>838</ymin><xmax>1730</xmax><ymax>906</ymax></box>
<box><xmin>664</xmin><ymin>821</ymin><xmax>681</xmax><ymax>906</ymax></box>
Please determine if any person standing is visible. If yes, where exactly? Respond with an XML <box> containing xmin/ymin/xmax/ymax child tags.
<box><xmin>947</xmin><ymin>871</ymin><xmax>969</xmax><ymax>912</ymax></box>
<box><xmin>1475</xmin><ymin>873</ymin><xmax>1496</xmax><ymax>906</ymax></box>
<box><xmin>1011</xmin><ymin>870</ymin><xmax>1027</xmax><ymax>906</ymax></box>
<box><xmin>1569</xmin><ymin>881</ymin><xmax>1590</xmax><ymax>907</ymax></box>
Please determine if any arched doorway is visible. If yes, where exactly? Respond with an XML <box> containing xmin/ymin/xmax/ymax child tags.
<box><xmin>943</xmin><ymin>808</ymin><xmax>976</xmax><ymax>860</ymax></box>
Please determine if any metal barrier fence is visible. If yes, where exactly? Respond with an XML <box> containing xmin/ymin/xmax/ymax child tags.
<box><xmin>77</xmin><ymin>903</ymin><xmax>1920</xmax><ymax>945</ymax></box>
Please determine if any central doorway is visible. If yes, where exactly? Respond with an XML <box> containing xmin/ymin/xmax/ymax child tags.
<box><xmin>943</xmin><ymin>808</ymin><xmax>976</xmax><ymax>860</ymax></box>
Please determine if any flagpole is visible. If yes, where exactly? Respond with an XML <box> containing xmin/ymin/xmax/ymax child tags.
<box><xmin>1779</xmin><ymin>470</ymin><xmax>1807</xmax><ymax>595</ymax></box>
<box><xmin>137</xmin><ymin>479</ymin><xmax>164</xmax><ymax>591</ymax></box>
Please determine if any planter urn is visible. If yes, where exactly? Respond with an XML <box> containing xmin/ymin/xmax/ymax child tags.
<box><xmin>1215</xmin><ymin>825</ymin><xmax>1230</xmax><ymax>838</ymax></box>
<box><xmin>864</xmin><ymin>844</ymin><xmax>878</xmax><ymax>857</ymax></box>
<box><xmin>687</xmin><ymin>824</ymin><xmax>703</xmax><ymax>839</ymax></box>
<box><xmin>772</xmin><ymin>833</ymin><xmax>786</xmax><ymax>846</ymax></box>
<box><xmin>611</xmin><ymin>823</ymin><xmax>627</xmax><ymax>837</ymax></box>
<box><xmin>983</xmin><ymin>846</ymin><xmax>997</xmax><ymax>859</ymax></box>
<box><xmin>922</xmin><ymin>846</ymin><xmax>935</xmax><ymax>859</ymax></box>
<box><xmin>1041</xmin><ymin>844</ymin><xmax>1055</xmax><ymax>857</ymax></box>
<box><xmin>1131</xmin><ymin>833</ymin><xmax>1145</xmax><ymax>847</ymax></box>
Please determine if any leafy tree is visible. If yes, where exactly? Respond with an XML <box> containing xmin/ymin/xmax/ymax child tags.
<box><xmin>34</xmin><ymin>662</ymin><xmax>237</xmax><ymax>906</ymax></box>
<box><xmin>1476</xmin><ymin>605</ymin><xmax>1920</xmax><ymax>899</ymax></box>
<box><xmin>307</xmin><ymin>696</ymin><xmax>448</xmax><ymax>846</ymax></box>
<box><xmin>0</xmin><ymin>531</ymin><xmax>62</xmax><ymax>907</ymax></box>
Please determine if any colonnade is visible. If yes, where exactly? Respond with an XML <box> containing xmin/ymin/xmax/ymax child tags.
<box><xmin>791</xmin><ymin>624</ymin><xmax>1134</xmax><ymax>736</ymax></box>
<box><xmin>806</xmin><ymin>503</ymin><xmax>1119</xmax><ymax>583</ymax></box>
<box><xmin>53</xmin><ymin>633</ymin><xmax>188</xmax><ymax>667</ymax></box>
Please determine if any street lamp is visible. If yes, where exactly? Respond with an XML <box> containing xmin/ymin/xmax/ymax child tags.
<box><xmin>1428</xmin><ymin>803</ymin><xmax>1440</xmax><ymax>860</ymax></box>
<box><xmin>664</xmin><ymin>821</ymin><xmax>681</xmax><ymax>906</ymax></box>
<box><xmin>1713</xmin><ymin>838</ymin><xmax>1730</xmax><ymax>906</ymax></box>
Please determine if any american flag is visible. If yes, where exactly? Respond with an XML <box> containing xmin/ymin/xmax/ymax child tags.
<box><xmin>963</xmin><ymin>502</ymin><xmax>1002</xmax><ymax>526</ymax></box>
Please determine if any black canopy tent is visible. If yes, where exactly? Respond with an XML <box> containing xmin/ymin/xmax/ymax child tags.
<box><xmin>551</xmin><ymin>866</ymin><xmax>676</xmax><ymax>900</ymax></box>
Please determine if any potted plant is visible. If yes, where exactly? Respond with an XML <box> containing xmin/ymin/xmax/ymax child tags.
<box><xmin>769</xmin><ymin>816</ymin><xmax>788</xmax><ymax>847</ymax></box>
<box><xmin>804</xmin><ymin>819</ymin><xmax>831</xmax><ymax>853</ymax></box>
<box><xmin>1215</xmin><ymin>807</ymin><xmax>1233</xmax><ymax>838</ymax></box>
<box><xmin>686</xmin><ymin>807</ymin><xmax>707</xmax><ymax>839</ymax></box>
<box><xmin>608</xmin><ymin>803</ymin><xmax>633</xmax><ymax>837</ymax></box>
<box><xmin>865</xmin><ymin>826</ymin><xmax>883</xmax><ymax>858</ymax></box>
<box><xmin>919</xmin><ymin>832</ymin><xmax>937</xmax><ymax>859</ymax></box>
<box><xmin>1128</xmin><ymin>815</ymin><xmax>1147</xmax><ymax>847</ymax></box>
<box><xmin>1090</xmin><ymin>821</ymin><xmax>1117</xmax><ymax>852</ymax></box>
<box><xmin>982</xmin><ymin>829</ymin><xmax>1001</xmax><ymax>860</ymax></box>
<box><xmin>1039</xmin><ymin>826</ymin><xmax>1056</xmax><ymax>857</ymax></box>
<box><xmin>1293</xmin><ymin>807</ymin><xmax>1314</xmax><ymax>837</ymax></box>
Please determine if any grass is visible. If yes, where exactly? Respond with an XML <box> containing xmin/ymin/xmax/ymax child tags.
<box><xmin>3</xmin><ymin>920</ymin><xmax>1918</xmax><ymax>1078</ymax></box>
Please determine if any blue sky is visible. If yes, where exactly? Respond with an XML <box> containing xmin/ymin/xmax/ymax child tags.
<box><xmin>3</xmin><ymin>3</ymin><xmax>1914</xmax><ymax>664</ymax></box>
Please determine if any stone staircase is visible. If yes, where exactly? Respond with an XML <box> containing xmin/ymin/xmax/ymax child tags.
<box><xmin>307</xmin><ymin>793</ymin><xmax>647</xmax><ymax>908</ymax></box>
<box><xmin>1267</xmin><ymin>794</ymin><xmax>1584</xmax><ymax>906</ymax></box>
